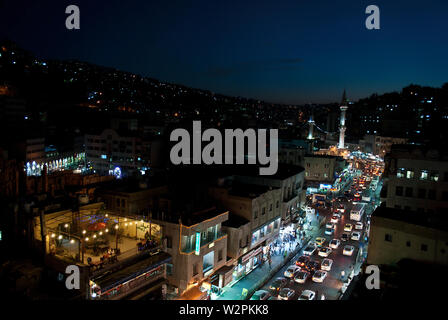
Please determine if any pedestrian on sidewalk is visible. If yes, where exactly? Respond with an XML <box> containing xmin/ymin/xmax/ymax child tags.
<box><xmin>268</xmin><ymin>258</ymin><xmax>272</xmax><ymax>269</ymax></box>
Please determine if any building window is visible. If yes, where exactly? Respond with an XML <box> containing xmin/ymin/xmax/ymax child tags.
<box><xmin>262</xmin><ymin>207</ymin><xmax>266</xmax><ymax>215</ymax></box>
<box><xmin>276</xmin><ymin>201</ymin><xmax>279</xmax><ymax>208</ymax></box>
<box><xmin>116</xmin><ymin>199</ymin><xmax>120</xmax><ymax>207</ymax></box>
<box><xmin>420</xmin><ymin>170</ymin><xmax>429</xmax><ymax>180</ymax></box>
<box><xmin>395</xmin><ymin>186</ymin><xmax>403</xmax><ymax>196</ymax></box>
<box><xmin>203</xmin><ymin>251</ymin><xmax>214</xmax><ymax>273</ymax></box>
<box><xmin>405</xmin><ymin>187</ymin><xmax>413</xmax><ymax>197</ymax></box>
<box><xmin>166</xmin><ymin>236</ymin><xmax>172</xmax><ymax>248</ymax></box>
<box><xmin>254</xmin><ymin>210</ymin><xmax>258</xmax><ymax>219</ymax></box>
<box><xmin>218</xmin><ymin>249</ymin><xmax>223</xmax><ymax>262</ymax></box>
<box><xmin>406</xmin><ymin>170</ymin><xmax>414</xmax><ymax>179</ymax></box>
<box><xmin>396</xmin><ymin>168</ymin><xmax>405</xmax><ymax>178</ymax></box>
<box><xmin>193</xmin><ymin>263</ymin><xmax>198</xmax><ymax>276</ymax></box>
<box><xmin>406</xmin><ymin>241</ymin><xmax>411</xmax><ymax>247</ymax></box>
<box><xmin>421</xmin><ymin>244</ymin><xmax>428</xmax><ymax>252</ymax></box>
<box><xmin>270</xmin><ymin>204</ymin><xmax>273</xmax><ymax>212</ymax></box>
<box><xmin>442</xmin><ymin>191</ymin><xmax>448</xmax><ymax>201</ymax></box>
<box><xmin>430</xmin><ymin>172</ymin><xmax>439</xmax><ymax>182</ymax></box>
<box><xmin>166</xmin><ymin>264</ymin><xmax>173</xmax><ymax>276</ymax></box>
<box><xmin>428</xmin><ymin>189</ymin><xmax>436</xmax><ymax>200</ymax></box>
<box><xmin>385</xmin><ymin>234</ymin><xmax>392</xmax><ymax>242</ymax></box>
<box><xmin>417</xmin><ymin>188</ymin><xmax>426</xmax><ymax>199</ymax></box>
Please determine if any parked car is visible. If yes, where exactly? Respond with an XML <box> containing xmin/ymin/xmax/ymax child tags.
<box><xmin>321</xmin><ymin>258</ymin><xmax>333</xmax><ymax>271</ymax></box>
<box><xmin>294</xmin><ymin>270</ymin><xmax>310</xmax><ymax>284</ymax></box>
<box><xmin>296</xmin><ymin>255</ymin><xmax>310</xmax><ymax>267</ymax></box>
<box><xmin>325</xmin><ymin>227</ymin><xmax>334</xmax><ymax>236</ymax></box>
<box><xmin>344</xmin><ymin>223</ymin><xmax>353</xmax><ymax>232</ymax></box>
<box><xmin>329</xmin><ymin>239</ymin><xmax>340</xmax><ymax>249</ymax></box>
<box><xmin>355</xmin><ymin>222</ymin><xmax>363</xmax><ymax>230</ymax></box>
<box><xmin>343</xmin><ymin>245</ymin><xmax>355</xmax><ymax>256</ymax></box>
<box><xmin>312</xmin><ymin>270</ymin><xmax>328</xmax><ymax>283</ymax></box>
<box><xmin>298</xmin><ymin>290</ymin><xmax>316</xmax><ymax>300</ymax></box>
<box><xmin>278</xmin><ymin>287</ymin><xmax>295</xmax><ymax>300</ymax></box>
<box><xmin>250</xmin><ymin>290</ymin><xmax>271</xmax><ymax>300</ymax></box>
<box><xmin>330</xmin><ymin>215</ymin><xmax>339</xmax><ymax>223</ymax></box>
<box><xmin>341</xmin><ymin>232</ymin><xmax>350</xmax><ymax>241</ymax></box>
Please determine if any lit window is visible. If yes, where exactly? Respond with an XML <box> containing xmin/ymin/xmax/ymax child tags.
<box><xmin>406</xmin><ymin>170</ymin><xmax>414</xmax><ymax>179</ymax></box>
<box><xmin>420</xmin><ymin>170</ymin><xmax>428</xmax><ymax>180</ymax></box>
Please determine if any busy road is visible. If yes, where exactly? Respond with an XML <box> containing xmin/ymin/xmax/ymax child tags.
<box><xmin>250</xmin><ymin>153</ymin><xmax>383</xmax><ymax>300</ymax></box>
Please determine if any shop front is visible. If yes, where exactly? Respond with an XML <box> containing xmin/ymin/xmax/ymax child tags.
<box><xmin>233</xmin><ymin>245</ymin><xmax>263</xmax><ymax>281</ymax></box>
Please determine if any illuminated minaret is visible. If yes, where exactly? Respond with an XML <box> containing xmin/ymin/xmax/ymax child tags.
<box><xmin>338</xmin><ymin>90</ymin><xmax>349</xmax><ymax>149</ymax></box>
<box><xmin>307</xmin><ymin>115</ymin><xmax>315</xmax><ymax>140</ymax></box>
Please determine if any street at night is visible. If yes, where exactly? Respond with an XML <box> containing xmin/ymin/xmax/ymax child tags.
<box><xmin>0</xmin><ymin>1</ymin><xmax>447</xmax><ymax>316</ymax></box>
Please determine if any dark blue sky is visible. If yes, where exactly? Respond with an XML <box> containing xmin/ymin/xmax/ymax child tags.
<box><xmin>1</xmin><ymin>0</ymin><xmax>447</xmax><ymax>104</ymax></box>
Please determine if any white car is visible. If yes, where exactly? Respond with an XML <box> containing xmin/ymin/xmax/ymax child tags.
<box><xmin>330</xmin><ymin>215</ymin><xmax>339</xmax><ymax>224</ymax></box>
<box><xmin>333</xmin><ymin>211</ymin><xmax>341</xmax><ymax>218</ymax></box>
<box><xmin>298</xmin><ymin>290</ymin><xmax>316</xmax><ymax>300</ymax></box>
<box><xmin>294</xmin><ymin>270</ymin><xmax>310</xmax><ymax>284</ymax></box>
<box><xmin>329</xmin><ymin>239</ymin><xmax>340</xmax><ymax>249</ymax></box>
<box><xmin>312</xmin><ymin>270</ymin><xmax>328</xmax><ymax>283</ymax></box>
<box><xmin>325</xmin><ymin>228</ymin><xmax>335</xmax><ymax>236</ymax></box>
<box><xmin>321</xmin><ymin>258</ymin><xmax>333</xmax><ymax>271</ymax></box>
<box><xmin>343</xmin><ymin>245</ymin><xmax>355</xmax><ymax>256</ymax></box>
<box><xmin>250</xmin><ymin>290</ymin><xmax>271</xmax><ymax>300</ymax></box>
<box><xmin>278</xmin><ymin>287</ymin><xmax>295</xmax><ymax>300</ymax></box>
<box><xmin>303</xmin><ymin>244</ymin><xmax>317</xmax><ymax>256</ymax></box>
<box><xmin>325</xmin><ymin>222</ymin><xmax>334</xmax><ymax>229</ymax></box>
<box><xmin>355</xmin><ymin>222</ymin><xmax>363</xmax><ymax>230</ymax></box>
<box><xmin>344</xmin><ymin>224</ymin><xmax>353</xmax><ymax>232</ymax></box>
<box><xmin>284</xmin><ymin>265</ymin><xmax>301</xmax><ymax>278</ymax></box>
<box><xmin>318</xmin><ymin>247</ymin><xmax>332</xmax><ymax>257</ymax></box>
<box><xmin>351</xmin><ymin>231</ymin><xmax>361</xmax><ymax>241</ymax></box>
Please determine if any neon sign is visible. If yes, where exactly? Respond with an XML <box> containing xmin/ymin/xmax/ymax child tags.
<box><xmin>195</xmin><ymin>232</ymin><xmax>201</xmax><ymax>255</ymax></box>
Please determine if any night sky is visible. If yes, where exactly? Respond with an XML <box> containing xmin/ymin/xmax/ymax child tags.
<box><xmin>1</xmin><ymin>0</ymin><xmax>447</xmax><ymax>104</ymax></box>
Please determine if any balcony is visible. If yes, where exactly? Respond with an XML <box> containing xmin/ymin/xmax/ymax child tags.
<box><xmin>181</xmin><ymin>231</ymin><xmax>227</xmax><ymax>254</ymax></box>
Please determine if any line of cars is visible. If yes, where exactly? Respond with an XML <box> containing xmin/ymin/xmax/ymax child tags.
<box><xmin>262</xmin><ymin>236</ymin><xmax>338</xmax><ymax>300</ymax></box>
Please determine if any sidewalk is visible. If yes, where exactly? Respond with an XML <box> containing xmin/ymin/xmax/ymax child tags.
<box><xmin>216</xmin><ymin>228</ymin><xmax>317</xmax><ymax>300</ymax></box>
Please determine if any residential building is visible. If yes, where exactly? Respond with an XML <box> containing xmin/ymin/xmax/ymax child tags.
<box><xmin>209</xmin><ymin>182</ymin><xmax>282</xmax><ymax>278</ymax></box>
<box><xmin>363</xmin><ymin>135</ymin><xmax>408</xmax><ymax>158</ymax></box>
<box><xmin>233</xmin><ymin>164</ymin><xmax>305</xmax><ymax>223</ymax></box>
<box><xmin>367</xmin><ymin>206</ymin><xmax>448</xmax><ymax>266</ymax></box>
<box><xmin>304</xmin><ymin>154</ymin><xmax>347</xmax><ymax>183</ymax></box>
<box><xmin>381</xmin><ymin>144</ymin><xmax>448</xmax><ymax>214</ymax></box>
<box><xmin>85</xmin><ymin>128</ymin><xmax>151</xmax><ymax>177</ymax></box>
<box><xmin>150</xmin><ymin>207</ymin><xmax>229</xmax><ymax>299</ymax></box>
